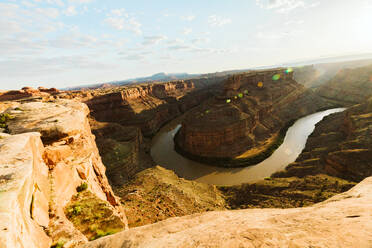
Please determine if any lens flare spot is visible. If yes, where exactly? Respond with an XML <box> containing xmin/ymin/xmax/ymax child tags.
<box><xmin>226</xmin><ymin>99</ymin><xmax>231</xmax><ymax>103</ymax></box>
<box><xmin>238</xmin><ymin>93</ymin><xmax>243</xmax><ymax>98</ymax></box>
<box><xmin>257</xmin><ymin>82</ymin><xmax>263</xmax><ymax>88</ymax></box>
<box><xmin>234</xmin><ymin>96</ymin><xmax>238</xmax><ymax>99</ymax></box>
<box><xmin>272</xmin><ymin>74</ymin><xmax>281</xmax><ymax>81</ymax></box>
<box><xmin>285</xmin><ymin>68</ymin><xmax>293</xmax><ymax>74</ymax></box>
<box><xmin>244</xmin><ymin>90</ymin><xmax>249</xmax><ymax>94</ymax></box>
<box><xmin>205</xmin><ymin>110</ymin><xmax>210</xmax><ymax>114</ymax></box>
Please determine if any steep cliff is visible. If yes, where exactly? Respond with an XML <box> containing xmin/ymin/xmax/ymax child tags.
<box><xmin>89</xmin><ymin>119</ymin><xmax>153</xmax><ymax>186</ymax></box>
<box><xmin>175</xmin><ymin>69</ymin><xmax>332</xmax><ymax>166</ymax></box>
<box><xmin>316</xmin><ymin>64</ymin><xmax>372</xmax><ymax>105</ymax></box>
<box><xmin>0</xmin><ymin>100</ymin><xmax>128</xmax><ymax>248</ymax></box>
<box><xmin>84</xmin><ymin>78</ymin><xmax>223</xmax><ymax>137</ymax></box>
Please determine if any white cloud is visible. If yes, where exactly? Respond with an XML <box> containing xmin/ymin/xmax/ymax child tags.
<box><xmin>256</xmin><ymin>29</ymin><xmax>304</xmax><ymax>40</ymax></box>
<box><xmin>36</xmin><ymin>7</ymin><xmax>60</xmax><ymax>18</ymax></box>
<box><xmin>142</xmin><ymin>35</ymin><xmax>167</xmax><ymax>46</ymax></box>
<box><xmin>104</xmin><ymin>9</ymin><xmax>142</xmax><ymax>35</ymax></box>
<box><xmin>111</xmin><ymin>8</ymin><xmax>128</xmax><ymax>17</ymax></box>
<box><xmin>256</xmin><ymin>0</ymin><xmax>319</xmax><ymax>13</ymax></box>
<box><xmin>191</xmin><ymin>37</ymin><xmax>210</xmax><ymax>44</ymax></box>
<box><xmin>183</xmin><ymin>28</ymin><xmax>192</xmax><ymax>35</ymax></box>
<box><xmin>22</xmin><ymin>1</ymin><xmax>36</xmax><ymax>7</ymax></box>
<box><xmin>64</xmin><ymin>6</ymin><xmax>77</xmax><ymax>16</ymax></box>
<box><xmin>123</xmin><ymin>54</ymin><xmax>145</xmax><ymax>60</ymax></box>
<box><xmin>67</xmin><ymin>0</ymin><xmax>93</xmax><ymax>4</ymax></box>
<box><xmin>284</xmin><ymin>19</ymin><xmax>304</xmax><ymax>26</ymax></box>
<box><xmin>33</xmin><ymin>0</ymin><xmax>65</xmax><ymax>7</ymax></box>
<box><xmin>181</xmin><ymin>15</ymin><xmax>195</xmax><ymax>21</ymax></box>
<box><xmin>208</xmin><ymin>15</ymin><xmax>231</xmax><ymax>27</ymax></box>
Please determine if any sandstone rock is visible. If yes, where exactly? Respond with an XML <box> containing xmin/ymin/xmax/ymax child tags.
<box><xmin>0</xmin><ymin>133</ymin><xmax>51</xmax><ymax>248</ymax></box>
<box><xmin>82</xmin><ymin>176</ymin><xmax>372</xmax><ymax>248</ymax></box>
<box><xmin>1</xmin><ymin>100</ymin><xmax>128</xmax><ymax>246</ymax></box>
<box><xmin>0</xmin><ymin>87</ymin><xmax>61</xmax><ymax>102</ymax></box>
<box><xmin>316</xmin><ymin>64</ymin><xmax>372</xmax><ymax>106</ymax></box>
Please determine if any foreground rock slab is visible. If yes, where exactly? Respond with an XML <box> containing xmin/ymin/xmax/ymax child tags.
<box><xmin>83</xmin><ymin>176</ymin><xmax>372</xmax><ymax>248</ymax></box>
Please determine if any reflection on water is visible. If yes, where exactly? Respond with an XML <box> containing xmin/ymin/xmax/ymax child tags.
<box><xmin>151</xmin><ymin>108</ymin><xmax>345</xmax><ymax>186</ymax></box>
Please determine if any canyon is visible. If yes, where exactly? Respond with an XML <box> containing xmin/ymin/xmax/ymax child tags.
<box><xmin>175</xmin><ymin>69</ymin><xmax>332</xmax><ymax>165</ymax></box>
<box><xmin>0</xmin><ymin>63</ymin><xmax>371</xmax><ymax>247</ymax></box>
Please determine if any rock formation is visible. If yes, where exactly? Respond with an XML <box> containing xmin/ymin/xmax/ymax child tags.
<box><xmin>175</xmin><ymin>69</ymin><xmax>332</xmax><ymax>165</ymax></box>
<box><xmin>316</xmin><ymin>64</ymin><xmax>372</xmax><ymax>106</ymax></box>
<box><xmin>84</xmin><ymin>78</ymin><xmax>224</xmax><ymax>137</ymax></box>
<box><xmin>0</xmin><ymin>100</ymin><xmax>127</xmax><ymax>248</ymax></box>
<box><xmin>0</xmin><ymin>87</ymin><xmax>60</xmax><ymax>102</ymax></box>
<box><xmin>115</xmin><ymin>166</ymin><xmax>226</xmax><ymax>228</ymax></box>
<box><xmin>274</xmin><ymin>97</ymin><xmax>372</xmax><ymax>182</ymax></box>
<box><xmin>89</xmin><ymin>119</ymin><xmax>151</xmax><ymax>186</ymax></box>
<box><xmin>83</xmin><ymin>176</ymin><xmax>372</xmax><ymax>248</ymax></box>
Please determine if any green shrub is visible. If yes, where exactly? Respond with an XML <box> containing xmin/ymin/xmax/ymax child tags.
<box><xmin>50</xmin><ymin>240</ymin><xmax>65</xmax><ymax>248</ymax></box>
<box><xmin>77</xmin><ymin>182</ymin><xmax>88</xmax><ymax>192</ymax></box>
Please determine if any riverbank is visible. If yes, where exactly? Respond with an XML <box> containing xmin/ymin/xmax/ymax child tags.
<box><xmin>151</xmin><ymin>108</ymin><xmax>346</xmax><ymax>185</ymax></box>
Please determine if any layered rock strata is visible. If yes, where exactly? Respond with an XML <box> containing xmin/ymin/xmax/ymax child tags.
<box><xmin>316</xmin><ymin>64</ymin><xmax>372</xmax><ymax>106</ymax></box>
<box><xmin>84</xmin><ymin>78</ymin><xmax>224</xmax><ymax>137</ymax></box>
<box><xmin>175</xmin><ymin>69</ymin><xmax>332</xmax><ymax>165</ymax></box>
<box><xmin>274</xmin><ymin>98</ymin><xmax>372</xmax><ymax>182</ymax></box>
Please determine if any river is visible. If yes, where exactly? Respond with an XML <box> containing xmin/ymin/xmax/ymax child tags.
<box><xmin>151</xmin><ymin>108</ymin><xmax>345</xmax><ymax>186</ymax></box>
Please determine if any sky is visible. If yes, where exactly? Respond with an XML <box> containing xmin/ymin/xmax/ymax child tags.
<box><xmin>1</xmin><ymin>0</ymin><xmax>372</xmax><ymax>90</ymax></box>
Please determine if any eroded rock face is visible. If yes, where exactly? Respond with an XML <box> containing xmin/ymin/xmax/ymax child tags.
<box><xmin>0</xmin><ymin>87</ymin><xmax>60</xmax><ymax>102</ymax></box>
<box><xmin>316</xmin><ymin>64</ymin><xmax>372</xmax><ymax>106</ymax></box>
<box><xmin>89</xmin><ymin>119</ymin><xmax>150</xmax><ymax>186</ymax></box>
<box><xmin>274</xmin><ymin>98</ymin><xmax>372</xmax><ymax>182</ymax></box>
<box><xmin>0</xmin><ymin>100</ymin><xmax>128</xmax><ymax>247</ymax></box>
<box><xmin>0</xmin><ymin>133</ymin><xmax>51</xmax><ymax>248</ymax></box>
<box><xmin>175</xmin><ymin>69</ymin><xmax>332</xmax><ymax>161</ymax></box>
<box><xmin>84</xmin><ymin>78</ymin><xmax>223</xmax><ymax>137</ymax></box>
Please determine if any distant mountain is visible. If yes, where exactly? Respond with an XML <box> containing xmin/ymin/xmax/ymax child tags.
<box><xmin>63</xmin><ymin>72</ymin><xmax>199</xmax><ymax>91</ymax></box>
<box><xmin>63</xmin><ymin>53</ymin><xmax>372</xmax><ymax>91</ymax></box>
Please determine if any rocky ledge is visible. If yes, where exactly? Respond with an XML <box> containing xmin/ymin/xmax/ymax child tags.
<box><xmin>83</xmin><ymin>176</ymin><xmax>372</xmax><ymax>248</ymax></box>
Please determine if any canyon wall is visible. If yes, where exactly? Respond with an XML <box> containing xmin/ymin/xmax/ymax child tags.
<box><xmin>274</xmin><ymin>98</ymin><xmax>372</xmax><ymax>182</ymax></box>
<box><xmin>175</xmin><ymin>69</ymin><xmax>332</xmax><ymax>162</ymax></box>
<box><xmin>316</xmin><ymin>64</ymin><xmax>372</xmax><ymax>106</ymax></box>
<box><xmin>0</xmin><ymin>100</ymin><xmax>128</xmax><ymax>247</ymax></box>
<box><xmin>84</xmin><ymin>78</ymin><xmax>225</xmax><ymax>137</ymax></box>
